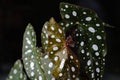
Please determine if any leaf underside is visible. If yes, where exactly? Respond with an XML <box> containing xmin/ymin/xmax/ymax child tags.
<box><xmin>41</xmin><ymin>18</ymin><xmax>80</xmax><ymax>79</ymax></box>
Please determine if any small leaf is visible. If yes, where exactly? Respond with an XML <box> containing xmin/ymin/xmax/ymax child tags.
<box><xmin>6</xmin><ymin>59</ymin><xmax>27</xmax><ymax>80</ymax></box>
<box><xmin>22</xmin><ymin>23</ymin><xmax>46</xmax><ymax>80</ymax></box>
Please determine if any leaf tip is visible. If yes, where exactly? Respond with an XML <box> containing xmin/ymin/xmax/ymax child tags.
<box><xmin>49</xmin><ymin>17</ymin><xmax>56</xmax><ymax>24</ymax></box>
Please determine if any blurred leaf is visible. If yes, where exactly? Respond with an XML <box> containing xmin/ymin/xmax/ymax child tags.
<box><xmin>6</xmin><ymin>59</ymin><xmax>27</xmax><ymax>80</ymax></box>
<box><xmin>38</xmin><ymin>49</ymin><xmax>55</xmax><ymax>80</ymax></box>
<box><xmin>22</xmin><ymin>23</ymin><xmax>46</xmax><ymax>80</ymax></box>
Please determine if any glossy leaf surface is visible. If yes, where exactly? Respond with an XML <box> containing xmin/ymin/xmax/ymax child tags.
<box><xmin>6</xmin><ymin>59</ymin><xmax>27</xmax><ymax>80</ymax></box>
<box><xmin>60</xmin><ymin>2</ymin><xmax>107</xmax><ymax>80</ymax></box>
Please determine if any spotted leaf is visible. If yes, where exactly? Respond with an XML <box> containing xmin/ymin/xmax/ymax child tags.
<box><xmin>60</xmin><ymin>2</ymin><xmax>107</xmax><ymax>56</ymax></box>
<box><xmin>6</xmin><ymin>59</ymin><xmax>27</xmax><ymax>80</ymax></box>
<box><xmin>41</xmin><ymin>17</ymin><xmax>65</xmax><ymax>53</ymax></box>
<box><xmin>39</xmin><ymin>53</ymin><xmax>55</xmax><ymax>80</ymax></box>
<box><xmin>59</xmin><ymin>20</ymin><xmax>75</xmax><ymax>33</ymax></box>
<box><xmin>41</xmin><ymin>17</ymin><xmax>80</xmax><ymax>79</ymax></box>
<box><xmin>60</xmin><ymin>2</ymin><xmax>107</xmax><ymax>80</ymax></box>
<box><xmin>22</xmin><ymin>23</ymin><xmax>46</xmax><ymax>80</ymax></box>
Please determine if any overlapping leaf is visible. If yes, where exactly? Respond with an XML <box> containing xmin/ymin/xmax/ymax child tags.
<box><xmin>59</xmin><ymin>2</ymin><xmax>107</xmax><ymax>80</ymax></box>
<box><xmin>6</xmin><ymin>59</ymin><xmax>27</xmax><ymax>80</ymax></box>
<box><xmin>39</xmin><ymin>51</ymin><xmax>55</xmax><ymax>80</ymax></box>
<box><xmin>41</xmin><ymin>17</ymin><xmax>80</xmax><ymax>79</ymax></box>
<box><xmin>6</xmin><ymin>2</ymin><xmax>107</xmax><ymax>80</ymax></box>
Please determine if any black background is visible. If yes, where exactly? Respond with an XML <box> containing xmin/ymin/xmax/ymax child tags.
<box><xmin>0</xmin><ymin>0</ymin><xmax>120</xmax><ymax>80</ymax></box>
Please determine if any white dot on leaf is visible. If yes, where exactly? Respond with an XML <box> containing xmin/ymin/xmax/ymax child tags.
<box><xmin>80</xmin><ymin>41</ymin><xmax>84</xmax><ymax>46</ymax></box>
<box><xmin>56</xmin><ymin>38</ymin><xmax>61</xmax><ymax>43</ymax></box>
<box><xmin>81</xmin><ymin>49</ymin><xmax>85</xmax><ymax>53</ymax></box>
<box><xmin>59</xmin><ymin>73</ymin><xmax>63</xmax><ymax>77</ymax></box>
<box><xmin>53</xmin><ymin>46</ymin><xmax>59</xmax><ymax>51</ymax></box>
<box><xmin>72</xmin><ymin>11</ymin><xmax>77</xmax><ymax>16</ymax></box>
<box><xmin>25</xmin><ymin>46</ymin><xmax>28</xmax><ymax>48</ymax></box>
<box><xmin>31</xmin><ymin>72</ymin><xmax>34</xmax><ymax>76</ymax></box>
<box><xmin>96</xmin><ymin>23</ymin><xmax>100</xmax><ymax>27</ymax></box>
<box><xmin>96</xmin><ymin>35</ymin><xmax>102</xmax><ymax>40</ymax></box>
<box><xmin>87</xmin><ymin>60</ymin><xmax>91</xmax><ymax>66</ymax></box>
<box><xmin>39</xmin><ymin>76</ymin><xmax>42</xmax><ymax>80</ymax></box>
<box><xmin>9</xmin><ymin>75</ymin><xmax>13</xmax><ymax>79</ymax></box>
<box><xmin>45</xmin><ymin>40</ymin><xmax>49</xmax><ymax>44</ymax></box>
<box><xmin>59</xmin><ymin>59</ymin><xmax>65</xmax><ymax>69</ymax></box>
<box><xmin>25</xmin><ymin>49</ymin><xmax>32</xmax><ymax>54</ymax></box>
<box><xmin>92</xmin><ymin>44</ymin><xmax>98</xmax><ymax>51</ymax></box>
<box><xmin>20</xmin><ymin>73</ymin><xmax>23</xmax><ymax>79</ymax></box>
<box><xmin>65</xmin><ymin>14</ymin><xmax>70</xmax><ymax>19</ymax></box>
<box><xmin>30</xmin><ymin>62</ymin><xmax>34</xmax><ymax>70</ymax></box>
<box><xmin>65</xmin><ymin>5</ymin><xmax>68</xmax><ymax>8</ymax></box>
<box><xmin>86</xmin><ymin>17</ymin><xmax>92</xmax><ymax>21</ymax></box>
<box><xmin>83</xmin><ymin>12</ymin><xmax>87</xmax><ymax>14</ymax></box>
<box><xmin>70</xmin><ymin>55</ymin><xmax>73</xmax><ymax>59</ymax></box>
<box><xmin>45</xmin><ymin>25</ymin><xmax>47</xmax><ymax>29</ymax></box>
<box><xmin>96</xmin><ymin>68</ymin><xmax>100</xmax><ymax>73</ymax></box>
<box><xmin>71</xmin><ymin>67</ymin><xmax>75</xmax><ymax>72</ymax></box>
<box><xmin>54</xmin><ymin>56</ymin><xmax>59</xmax><ymax>61</ymax></box>
<box><xmin>49</xmin><ymin>62</ymin><xmax>53</xmax><ymax>68</ymax></box>
<box><xmin>88</xmin><ymin>27</ymin><xmax>95</xmax><ymax>33</ymax></box>
<box><xmin>13</xmin><ymin>69</ymin><xmax>17</xmax><ymax>74</ymax></box>
<box><xmin>58</xmin><ymin>29</ymin><xmax>62</xmax><ymax>34</ymax></box>
<box><xmin>27</xmin><ymin>31</ymin><xmax>30</xmax><ymax>35</ymax></box>
<box><xmin>91</xmin><ymin>73</ymin><xmax>94</xmax><ymax>78</ymax></box>
<box><xmin>44</xmin><ymin>55</ymin><xmax>49</xmax><ymax>59</ymax></box>
<box><xmin>66</xmin><ymin>23</ymin><xmax>69</xmax><ymax>27</ymax></box>
<box><xmin>51</xmin><ymin>35</ymin><xmax>55</xmax><ymax>38</ymax></box>
<box><xmin>95</xmin><ymin>52</ymin><xmax>99</xmax><ymax>56</ymax></box>
<box><xmin>52</xmin><ymin>78</ymin><xmax>55</xmax><ymax>80</ymax></box>
<box><xmin>48</xmin><ymin>70</ymin><xmax>51</xmax><ymax>74</ymax></box>
<box><xmin>51</xmin><ymin>26</ymin><xmax>55</xmax><ymax>31</ymax></box>
<box><xmin>27</xmin><ymin>39</ymin><xmax>31</xmax><ymax>44</ymax></box>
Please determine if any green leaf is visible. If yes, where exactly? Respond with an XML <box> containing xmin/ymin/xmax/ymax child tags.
<box><xmin>41</xmin><ymin>17</ymin><xmax>80</xmax><ymax>79</ymax></box>
<box><xmin>59</xmin><ymin>2</ymin><xmax>107</xmax><ymax>80</ymax></box>
<box><xmin>38</xmin><ymin>48</ymin><xmax>55</xmax><ymax>80</ymax></box>
<box><xmin>6</xmin><ymin>59</ymin><xmax>27</xmax><ymax>80</ymax></box>
<box><xmin>59</xmin><ymin>2</ymin><xmax>107</xmax><ymax>54</ymax></box>
<box><xmin>22</xmin><ymin>23</ymin><xmax>46</xmax><ymax>80</ymax></box>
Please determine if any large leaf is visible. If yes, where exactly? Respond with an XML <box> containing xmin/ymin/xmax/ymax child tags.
<box><xmin>41</xmin><ymin>17</ymin><xmax>80</xmax><ymax>79</ymax></box>
<box><xmin>22</xmin><ymin>23</ymin><xmax>46</xmax><ymax>80</ymax></box>
<box><xmin>6</xmin><ymin>59</ymin><xmax>27</xmax><ymax>80</ymax></box>
<box><xmin>59</xmin><ymin>2</ymin><xmax>107</xmax><ymax>80</ymax></box>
